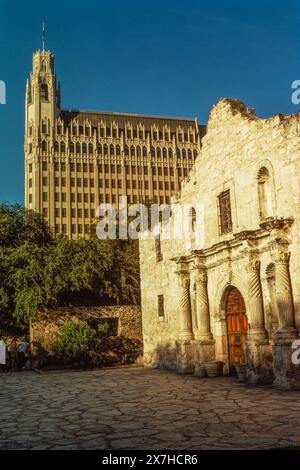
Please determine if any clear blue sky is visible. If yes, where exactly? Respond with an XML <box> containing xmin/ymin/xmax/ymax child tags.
<box><xmin>0</xmin><ymin>0</ymin><xmax>300</xmax><ymax>204</ymax></box>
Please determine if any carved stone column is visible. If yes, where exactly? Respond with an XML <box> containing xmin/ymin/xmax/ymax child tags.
<box><xmin>176</xmin><ymin>268</ymin><xmax>194</xmax><ymax>341</ymax></box>
<box><xmin>175</xmin><ymin>262</ymin><xmax>194</xmax><ymax>374</ymax></box>
<box><xmin>272</xmin><ymin>250</ymin><xmax>297</xmax><ymax>340</ymax></box>
<box><xmin>194</xmin><ymin>268</ymin><xmax>213</xmax><ymax>342</ymax></box>
<box><xmin>246</xmin><ymin>259</ymin><xmax>267</xmax><ymax>341</ymax></box>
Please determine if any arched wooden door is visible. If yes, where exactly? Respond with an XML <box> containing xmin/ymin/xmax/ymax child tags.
<box><xmin>226</xmin><ymin>288</ymin><xmax>248</xmax><ymax>366</ymax></box>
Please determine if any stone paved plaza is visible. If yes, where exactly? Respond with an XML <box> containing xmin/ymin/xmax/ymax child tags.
<box><xmin>1</xmin><ymin>366</ymin><xmax>300</xmax><ymax>450</ymax></box>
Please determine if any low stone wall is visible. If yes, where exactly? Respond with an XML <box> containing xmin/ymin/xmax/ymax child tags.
<box><xmin>30</xmin><ymin>305</ymin><xmax>142</xmax><ymax>359</ymax></box>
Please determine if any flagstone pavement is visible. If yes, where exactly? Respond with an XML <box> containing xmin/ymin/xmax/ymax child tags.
<box><xmin>1</xmin><ymin>366</ymin><xmax>300</xmax><ymax>450</ymax></box>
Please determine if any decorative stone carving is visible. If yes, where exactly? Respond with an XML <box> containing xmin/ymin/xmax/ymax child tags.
<box><xmin>194</xmin><ymin>266</ymin><xmax>213</xmax><ymax>342</ymax></box>
<box><xmin>175</xmin><ymin>264</ymin><xmax>194</xmax><ymax>341</ymax></box>
<box><xmin>272</xmin><ymin>250</ymin><xmax>297</xmax><ymax>339</ymax></box>
<box><xmin>246</xmin><ymin>258</ymin><xmax>267</xmax><ymax>340</ymax></box>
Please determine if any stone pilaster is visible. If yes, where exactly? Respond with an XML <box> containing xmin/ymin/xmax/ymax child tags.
<box><xmin>246</xmin><ymin>259</ymin><xmax>267</xmax><ymax>340</ymax></box>
<box><xmin>272</xmin><ymin>250</ymin><xmax>297</xmax><ymax>340</ymax></box>
<box><xmin>194</xmin><ymin>267</ymin><xmax>213</xmax><ymax>342</ymax></box>
<box><xmin>176</xmin><ymin>267</ymin><xmax>194</xmax><ymax>341</ymax></box>
<box><xmin>175</xmin><ymin>262</ymin><xmax>194</xmax><ymax>373</ymax></box>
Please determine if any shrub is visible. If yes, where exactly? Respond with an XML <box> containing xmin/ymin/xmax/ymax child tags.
<box><xmin>54</xmin><ymin>320</ymin><xmax>98</xmax><ymax>360</ymax></box>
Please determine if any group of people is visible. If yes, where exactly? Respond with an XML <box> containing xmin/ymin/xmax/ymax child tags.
<box><xmin>0</xmin><ymin>338</ymin><xmax>31</xmax><ymax>372</ymax></box>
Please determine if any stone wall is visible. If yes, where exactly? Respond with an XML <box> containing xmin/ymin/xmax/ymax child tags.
<box><xmin>140</xmin><ymin>98</ymin><xmax>300</xmax><ymax>389</ymax></box>
<box><xmin>30</xmin><ymin>305</ymin><xmax>142</xmax><ymax>357</ymax></box>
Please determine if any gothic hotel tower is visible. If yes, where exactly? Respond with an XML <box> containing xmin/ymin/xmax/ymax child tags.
<box><xmin>25</xmin><ymin>49</ymin><xmax>204</xmax><ymax>238</ymax></box>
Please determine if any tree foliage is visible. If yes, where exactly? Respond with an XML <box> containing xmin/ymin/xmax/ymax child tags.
<box><xmin>0</xmin><ymin>204</ymin><xmax>140</xmax><ymax>325</ymax></box>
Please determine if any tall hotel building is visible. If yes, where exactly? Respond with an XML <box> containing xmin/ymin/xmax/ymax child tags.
<box><xmin>25</xmin><ymin>50</ymin><xmax>205</xmax><ymax>238</ymax></box>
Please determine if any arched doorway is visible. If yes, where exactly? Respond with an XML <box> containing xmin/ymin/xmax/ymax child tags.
<box><xmin>226</xmin><ymin>287</ymin><xmax>248</xmax><ymax>369</ymax></box>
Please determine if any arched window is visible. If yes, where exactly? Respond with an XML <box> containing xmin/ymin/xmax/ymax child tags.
<box><xmin>169</xmin><ymin>148</ymin><xmax>173</xmax><ymax>158</ymax></box>
<box><xmin>76</xmin><ymin>143</ymin><xmax>81</xmax><ymax>155</ymax></box>
<box><xmin>42</xmin><ymin>141</ymin><xmax>47</xmax><ymax>153</ymax></box>
<box><xmin>157</xmin><ymin>147</ymin><xmax>161</xmax><ymax>158</ymax></box>
<box><xmin>163</xmin><ymin>148</ymin><xmax>167</xmax><ymax>158</ymax></box>
<box><xmin>188</xmin><ymin>149</ymin><xmax>192</xmax><ymax>159</ymax></box>
<box><xmin>125</xmin><ymin>145</ymin><xmax>129</xmax><ymax>156</ymax></box>
<box><xmin>97</xmin><ymin>143</ymin><xmax>102</xmax><ymax>155</ymax></box>
<box><xmin>57</xmin><ymin>124</ymin><xmax>62</xmax><ymax>135</ymax></box>
<box><xmin>70</xmin><ymin>143</ymin><xmax>74</xmax><ymax>154</ymax></box>
<box><xmin>193</xmin><ymin>149</ymin><xmax>198</xmax><ymax>159</ymax></box>
<box><xmin>104</xmin><ymin>144</ymin><xmax>108</xmax><ymax>155</ymax></box>
<box><xmin>42</xmin><ymin>61</ymin><xmax>47</xmax><ymax>72</ymax></box>
<box><xmin>82</xmin><ymin>143</ymin><xmax>87</xmax><ymax>154</ymax></box>
<box><xmin>61</xmin><ymin>142</ymin><xmax>65</xmax><ymax>154</ymax></box>
<box><xmin>54</xmin><ymin>141</ymin><xmax>59</xmax><ymax>154</ymax></box>
<box><xmin>182</xmin><ymin>149</ymin><xmax>186</xmax><ymax>158</ymax></box>
<box><xmin>257</xmin><ymin>167</ymin><xmax>273</xmax><ymax>220</ymax></box>
<box><xmin>130</xmin><ymin>145</ymin><xmax>135</xmax><ymax>157</ymax></box>
<box><xmin>176</xmin><ymin>148</ymin><xmax>181</xmax><ymax>158</ymax></box>
<box><xmin>110</xmin><ymin>144</ymin><xmax>115</xmax><ymax>155</ymax></box>
<box><xmin>151</xmin><ymin>147</ymin><xmax>155</xmax><ymax>157</ymax></box>
<box><xmin>143</xmin><ymin>146</ymin><xmax>147</xmax><ymax>157</ymax></box>
<box><xmin>89</xmin><ymin>143</ymin><xmax>94</xmax><ymax>154</ymax></box>
<box><xmin>40</xmin><ymin>84</ymin><xmax>48</xmax><ymax>101</ymax></box>
<box><xmin>116</xmin><ymin>145</ymin><xmax>120</xmax><ymax>156</ymax></box>
<box><xmin>137</xmin><ymin>146</ymin><xmax>141</xmax><ymax>157</ymax></box>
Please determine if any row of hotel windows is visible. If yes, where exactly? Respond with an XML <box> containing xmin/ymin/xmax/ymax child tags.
<box><xmin>29</xmin><ymin>177</ymin><xmax>176</xmax><ymax>191</ymax></box>
<box><xmin>35</xmin><ymin>120</ymin><xmax>197</xmax><ymax>143</ymax></box>
<box><xmin>36</xmin><ymin>142</ymin><xmax>198</xmax><ymax>159</ymax></box>
<box><xmin>53</xmin><ymin>224</ymin><xmax>90</xmax><ymax>235</ymax></box>
<box><xmin>30</xmin><ymin>193</ymin><xmax>171</xmax><ymax>206</ymax></box>
<box><xmin>28</xmin><ymin>163</ymin><xmax>188</xmax><ymax>177</ymax></box>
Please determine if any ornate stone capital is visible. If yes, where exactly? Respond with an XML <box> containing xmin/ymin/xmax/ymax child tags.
<box><xmin>272</xmin><ymin>250</ymin><xmax>291</xmax><ymax>266</ymax></box>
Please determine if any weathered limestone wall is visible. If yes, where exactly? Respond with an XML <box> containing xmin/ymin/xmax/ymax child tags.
<box><xmin>140</xmin><ymin>98</ymin><xmax>300</xmax><ymax>388</ymax></box>
<box><xmin>30</xmin><ymin>305</ymin><xmax>142</xmax><ymax>356</ymax></box>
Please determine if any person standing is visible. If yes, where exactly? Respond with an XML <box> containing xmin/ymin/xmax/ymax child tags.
<box><xmin>0</xmin><ymin>339</ymin><xmax>7</xmax><ymax>372</ymax></box>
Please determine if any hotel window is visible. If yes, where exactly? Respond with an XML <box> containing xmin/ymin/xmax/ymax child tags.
<box><xmin>78</xmin><ymin>209</ymin><xmax>82</xmax><ymax>218</ymax></box>
<box><xmin>61</xmin><ymin>193</ymin><xmax>66</xmax><ymax>202</ymax></box>
<box><xmin>157</xmin><ymin>294</ymin><xmax>165</xmax><ymax>318</ymax></box>
<box><xmin>40</xmin><ymin>84</ymin><xmax>48</xmax><ymax>101</ymax></box>
<box><xmin>218</xmin><ymin>190</ymin><xmax>233</xmax><ymax>235</ymax></box>
<box><xmin>29</xmin><ymin>163</ymin><xmax>32</xmax><ymax>173</ymax></box>
<box><xmin>42</xmin><ymin>177</ymin><xmax>47</xmax><ymax>186</ymax></box>
<box><xmin>29</xmin><ymin>179</ymin><xmax>32</xmax><ymax>188</ymax></box>
<box><xmin>84</xmin><ymin>194</ymin><xmax>89</xmax><ymax>203</ymax></box>
<box><xmin>71</xmin><ymin>224</ymin><xmax>76</xmax><ymax>234</ymax></box>
<box><xmin>71</xmin><ymin>209</ymin><xmax>76</xmax><ymax>218</ymax></box>
<box><xmin>91</xmin><ymin>209</ymin><xmax>95</xmax><ymax>218</ymax></box>
<box><xmin>62</xmin><ymin>208</ymin><xmax>66</xmax><ymax>218</ymax></box>
<box><xmin>55</xmin><ymin>208</ymin><xmax>60</xmax><ymax>217</ymax></box>
<box><xmin>43</xmin><ymin>208</ymin><xmax>48</xmax><ymax>218</ymax></box>
<box><xmin>118</xmin><ymin>180</ymin><xmax>122</xmax><ymax>189</ymax></box>
<box><xmin>61</xmin><ymin>177</ymin><xmax>66</xmax><ymax>187</ymax></box>
<box><xmin>29</xmin><ymin>194</ymin><xmax>32</xmax><ymax>204</ymax></box>
<box><xmin>78</xmin><ymin>224</ymin><xmax>82</xmax><ymax>234</ymax></box>
<box><xmin>71</xmin><ymin>193</ymin><xmax>75</xmax><ymax>202</ymax></box>
<box><xmin>77</xmin><ymin>194</ymin><xmax>82</xmax><ymax>203</ymax></box>
<box><xmin>42</xmin><ymin>192</ymin><xmax>47</xmax><ymax>202</ymax></box>
<box><xmin>84</xmin><ymin>209</ymin><xmax>89</xmax><ymax>218</ymax></box>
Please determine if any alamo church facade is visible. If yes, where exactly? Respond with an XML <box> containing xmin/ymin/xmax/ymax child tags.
<box><xmin>140</xmin><ymin>98</ymin><xmax>300</xmax><ymax>390</ymax></box>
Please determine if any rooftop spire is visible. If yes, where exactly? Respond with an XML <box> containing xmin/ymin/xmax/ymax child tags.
<box><xmin>42</xmin><ymin>21</ymin><xmax>45</xmax><ymax>51</ymax></box>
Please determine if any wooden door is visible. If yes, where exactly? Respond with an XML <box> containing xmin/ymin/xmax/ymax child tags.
<box><xmin>226</xmin><ymin>288</ymin><xmax>248</xmax><ymax>365</ymax></box>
